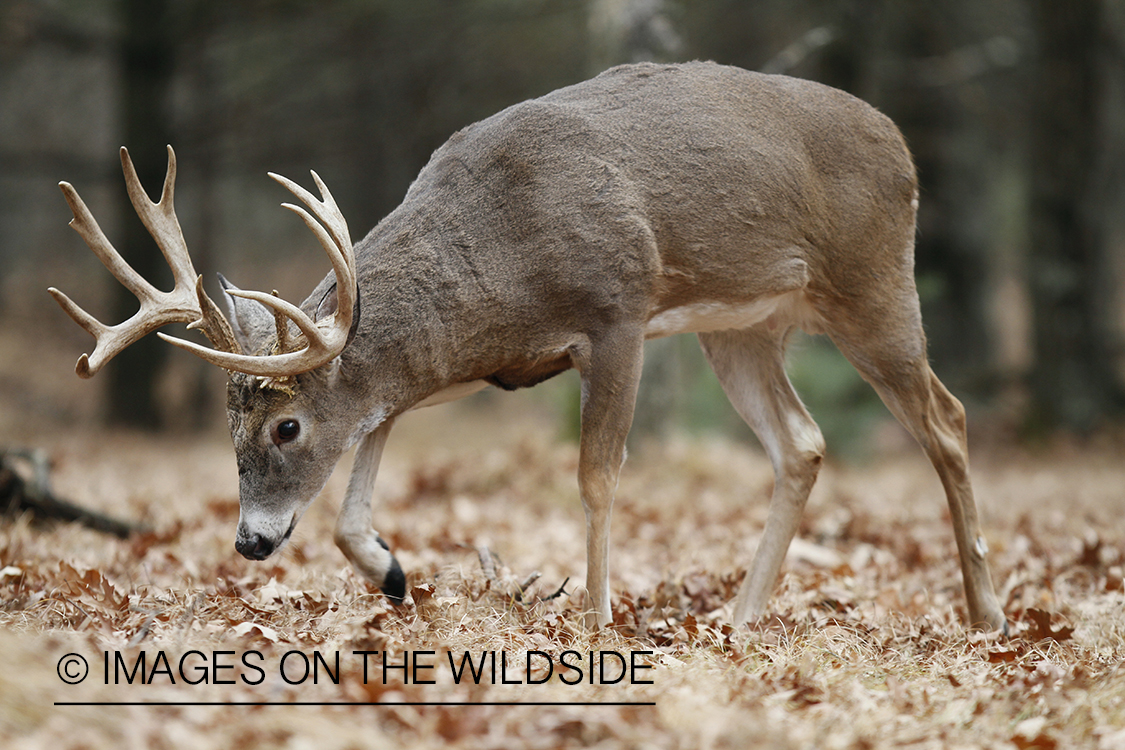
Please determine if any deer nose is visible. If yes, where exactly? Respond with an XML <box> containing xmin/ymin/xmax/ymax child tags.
<box><xmin>236</xmin><ymin>532</ymin><xmax>275</xmax><ymax>560</ymax></box>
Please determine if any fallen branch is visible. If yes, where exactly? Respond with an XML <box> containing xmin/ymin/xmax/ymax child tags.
<box><xmin>519</xmin><ymin>571</ymin><xmax>542</xmax><ymax>595</ymax></box>
<box><xmin>542</xmin><ymin>577</ymin><xmax>570</xmax><ymax>602</ymax></box>
<box><xmin>1</xmin><ymin>448</ymin><xmax>140</xmax><ymax>538</ymax></box>
<box><xmin>476</xmin><ymin>544</ymin><xmax>499</xmax><ymax>583</ymax></box>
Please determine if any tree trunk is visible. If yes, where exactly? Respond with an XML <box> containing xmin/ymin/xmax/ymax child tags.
<box><xmin>1026</xmin><ymin>0</ymin><xmax>1124</xmax><ymax>430</ymax></box>
<box><xmin>107</xmin><ymin>0</ymin><xmax>175</xmax><ymax>428</ymax></box>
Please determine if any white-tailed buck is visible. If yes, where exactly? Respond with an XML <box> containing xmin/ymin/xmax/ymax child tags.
<box><xmin>50</xmin><ymin>62</ymin><xmax>1006</xmax><ymax>630</ymax></box>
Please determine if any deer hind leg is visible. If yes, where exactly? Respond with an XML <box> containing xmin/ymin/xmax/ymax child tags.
<box><xmin>571</xmin><ymin>326</ymin><xmax>645</xmax><ymax>629</ymax></box>
<box><xmin>698</xmin><ymin>327</ymin><xmax>826</xmax><ymax>625</ymax></box>
<box><xmin>828</xmin><ymin>314</ymin><xmax>1006</xmax><ymax>631</ymax></box>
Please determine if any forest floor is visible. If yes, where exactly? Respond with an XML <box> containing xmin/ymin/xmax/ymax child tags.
<box><xmin>1</xmin><ymin>385</ymin><xmax>1124</xmax><ymax>749</ymax></box>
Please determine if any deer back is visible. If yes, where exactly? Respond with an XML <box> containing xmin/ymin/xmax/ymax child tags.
<box><xmin>320</xmin><ymin>61</ymin><xmax>917</xmax><ymax>405</ymax></box>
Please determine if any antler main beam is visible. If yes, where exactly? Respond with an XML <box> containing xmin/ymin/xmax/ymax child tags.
<box><xmin>49</xmin><ymin>146</ymin><xmax>358</xmax><ymax>380</ymax></box>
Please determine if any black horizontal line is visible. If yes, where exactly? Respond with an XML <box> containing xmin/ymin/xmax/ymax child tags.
<box><xmin>54</xmin><ymin>701</ymin><xmax>656</xmax><ymax>707</ymax></box>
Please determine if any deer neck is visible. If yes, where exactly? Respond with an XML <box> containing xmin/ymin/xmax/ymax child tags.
<box><xmin>338</xmin><ymin>222</ymin><xmax>489</xmax><ymax>422</ymax></box>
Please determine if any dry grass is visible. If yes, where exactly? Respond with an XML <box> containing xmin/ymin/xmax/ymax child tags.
<box><xmin>2</xmin><ymin>376</ymin><xmax>1125</xmax><ymax>748</ymax></box>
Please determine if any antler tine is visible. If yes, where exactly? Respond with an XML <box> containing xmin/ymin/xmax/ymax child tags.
<box><xmin>270</xmin><ymin>171</ymin><xmax>353</xmax><ymax>263</ymax></box>
<box><xmin>120</xmin><ymin>146</ymin><xmax>200</xmax><ymax>291</ymax></box>
<box><xmin>269</xmin><ymin>170</ymin><xmax>356</xmax><ymax>340</ymax></box>
<box><xmin>48</xmin><ymin>146</ymin><xmax>210</xmax><ymax>378</ymax></box>
<box><xmin>155</xmin><ymin>168</ymin><xmax>357</xmax><ymax>379</ymax></box>
<box><xmin>56</xmin><ymin>179</ymin><xmax>157</xmax><ymax>304</ymax></box>
<box><xmin>276</xmin><ymin>200</ymin><xmax>356</xmax><ymax>330</ymax></box>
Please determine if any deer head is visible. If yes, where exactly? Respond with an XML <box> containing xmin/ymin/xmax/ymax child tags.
<box><xmin>49</xmin><ymin>146</ymin><xmax>363</xmax><ymax>562</ymax></box>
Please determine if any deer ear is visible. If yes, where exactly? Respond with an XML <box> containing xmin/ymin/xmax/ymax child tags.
<box><xmin>217</xmin><ymin>273</ymin><xmax>276</xmax><ymax>354</ymax></box>
<box><xmin>314</xmin><ymin>282</ymin><xmax>338</xmax><ymax>321</ymax></box>
<box><xmin>315</xmin><ymin>281</ymin><xmax>361</xmax><ymax>347</ymax></box>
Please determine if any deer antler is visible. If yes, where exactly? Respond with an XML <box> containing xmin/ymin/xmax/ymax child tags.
<box><xmin>157</xmin><ymin>170</ymin><xmax>357</xmax><ymax>378</ymax></box>
<box><xmin>48</xmin><ymin>146</ymin><xmax>239</xmax><ymax>378</ymax></box>
<box><xmin>49</xmin><ymin>146</ymin><xmax>358</xmax><ymax>380</ymax></box>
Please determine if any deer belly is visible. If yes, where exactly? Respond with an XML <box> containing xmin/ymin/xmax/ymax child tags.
<box><xmin>644</xmin><ymin>290</ymin><xmax>819</xmax><ymax>339</ymax></box>
<box><xmin>411</xmin><ymin>380</ymin><xmax>490</xmax><ymax>410</ymax></box>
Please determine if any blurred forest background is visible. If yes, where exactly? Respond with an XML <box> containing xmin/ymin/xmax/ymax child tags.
<box><xmin>1</xmin><ymin>0</ymin><xmax>1124</xmax><ymax>452</ymax></box>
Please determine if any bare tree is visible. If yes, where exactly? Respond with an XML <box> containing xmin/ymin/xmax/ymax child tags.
<box><xmin>1026</xmin><ymin>0</ymin><xmax>1125</xmax><ymax>430</ymax></box>
<box><xmin>106</xmin><ymin>0</ymin><xmax>176</xmax><ymax>427</ymax></box>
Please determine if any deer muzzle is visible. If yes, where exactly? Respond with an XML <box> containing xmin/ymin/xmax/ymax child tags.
<box><xmin>235</xmin><ymin>515</ymin><xmax>296</xmax><ymax>561</ymax></box>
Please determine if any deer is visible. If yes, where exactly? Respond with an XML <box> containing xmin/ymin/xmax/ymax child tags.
<box><xmin>49</xmin><ymin>61</ymin><xmax>1006</xmax><ymax>631</ymax></box>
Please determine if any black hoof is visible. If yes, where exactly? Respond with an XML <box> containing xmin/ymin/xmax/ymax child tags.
<box><xmin>381</xmin><ymin>555</ymin><xmax>406</xmax><ymax>604</ymax></box>
<box><xmin>377</xmin><ymin>535</ymin><xmax>406</xmax><ymax>604</ymax></box>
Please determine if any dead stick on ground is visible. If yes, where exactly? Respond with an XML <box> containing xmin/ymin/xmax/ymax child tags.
<box><xmin>1</xmin><ymin>448</ymin><xmax>141</xmax><ymax>538</ymax></box>
<box><xmin>476</xmin><ymin>545</ymin><xmax>499</xmax><ymax>583</ymax></box>
<box><xmin>542</xmin><ymin>577</ymin><xmax>570</xmax><ymax>602</ymax></box>
<box><xmin>519</xmin><ymin>571</ymin><xmax>542</xmax><ymax>594</ymax></box>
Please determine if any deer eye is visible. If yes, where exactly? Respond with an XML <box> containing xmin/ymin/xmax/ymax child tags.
<box><xmin>272</xmin><ymin>419</ymin><xmax>300</xmax><ymax>445</ymax></box>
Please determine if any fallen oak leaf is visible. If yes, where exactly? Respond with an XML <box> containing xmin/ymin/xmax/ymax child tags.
<box><xmin>410</xmin><ymin>582</ymin><xmax>435</xmax><ymax>606</ymax></box>
<box><xmin>1025</xmin><ymin>608</ymin><xmax>1074</xmax><ymax>642</ymax></box>
<box><xmin>987</xmin><ymin>648</ymin><xmax>1019</xmax><ymax>664</ymax></box>
<box><xmin>611</xmin><ymin>594</ymin><xmax>638</xmax><ymax>631</ymax></box>
<box><xmin>232</xmin><ymin>621</ymin><xmax>281</xmax><ymax>643</ymax></box>
<box><xmin>683</xmin><ymin>611</ymin><xmax>699</xmax><ymax>639</ymax></box>
<box><xmin>58</xmin><ymin>561</ymin><xmax>129</xmax><ymax>611</ymax></box>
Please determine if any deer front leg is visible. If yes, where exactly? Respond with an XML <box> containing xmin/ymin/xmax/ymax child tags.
<box><xmin>334</xmin><ymin>419</ymin><xmax>406</xmax><ymax>603</ymax></box>
<box><xmin>572</xmin><ymin>327</ymin><xmax>644</xmax><ymax>629</ymax></box>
